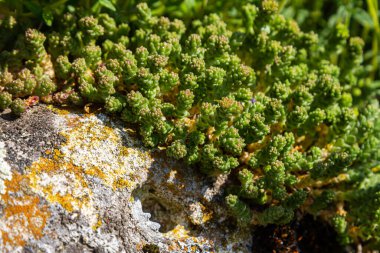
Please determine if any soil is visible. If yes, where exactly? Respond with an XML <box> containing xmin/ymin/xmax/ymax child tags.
<box><xmin>251</xmin><ymin>214</ymin><xmax>349</xmax><ymax>253</ymax></box>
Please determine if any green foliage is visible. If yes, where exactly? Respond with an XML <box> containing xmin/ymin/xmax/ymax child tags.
<box><xmin>0</xmin><ymin>91</ymin><xmax>12</xmax><ymax>110</ymax></box>
<box><xmin>226</xmin><ymin>194</ymin><xmax>252</xmax><ymax>224</ymax></box>
<box><xmin>0</xmin><ymin>0</ymin><xmax>379</xmax><ymax>249</ymax></box>
<box><xmin>166</xmin><ymin>140</ymin><xmax>187</xmax><ymax>159</ymax></box>
<box><xmin>331</xmin><ymin>215</ymin><xmax>351</xmax><ymax>245</ymax></box>
<box><xmin>10</xmin><ymin>98</ymin><xmax>26</xmax><ymax>115</ymax></box>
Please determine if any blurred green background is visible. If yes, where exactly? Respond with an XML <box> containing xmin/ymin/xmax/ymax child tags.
<box><xmin>1</xmin><ymin>0</ymin><xmax>379</xmax><ymax>80</ymax></box>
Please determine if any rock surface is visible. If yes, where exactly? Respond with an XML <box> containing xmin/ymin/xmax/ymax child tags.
<box><xmin>0</xmin><ymin>105</ymin><xmax>251</xmax><ymax>253</ymax></box>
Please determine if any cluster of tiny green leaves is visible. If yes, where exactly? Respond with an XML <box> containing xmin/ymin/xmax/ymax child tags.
<box><xmin>281</xmin><ymin>0</ymin><xmax>380</xmax><ymax>101</ymax></box>
<box><xmin>0</xmin><ymin>0</ymin><xmax>380</xmax><ymax>248</ymax></box>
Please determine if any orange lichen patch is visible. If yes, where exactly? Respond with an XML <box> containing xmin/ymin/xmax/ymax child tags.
<box><xmin>0</xmin><ymin>172</ymin><xmax>50</xmax><ymax>249</ymax></box>
<box><xmin>84</xmin><ymin>165</ymin><xmax>107</xmax><ymax>181</ymax></box>
<box><xmin>53</xmin><ymin>148</ymin><xmax>64</xmax><ymax>160</ymax></box>
<box><xmin>191</xmin><ymin>245</ymin><xmax>201</xmax><ymax>252</ymax></box>
<box><xmin>27</xmin><ymin>156</ymin><xmax>92</xmax><ymax>214</ymax></box>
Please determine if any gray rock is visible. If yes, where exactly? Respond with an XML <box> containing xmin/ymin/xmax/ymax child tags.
<box><xmin>0</xmin><ymin>105</ymin><xmax>251</xmax><ymax>253</ymax></box>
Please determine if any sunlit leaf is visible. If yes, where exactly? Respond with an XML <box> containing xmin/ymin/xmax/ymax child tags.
<box><xmin>99</xmin><ymin>0</ymin><xmax>116</xmax><ymax>12</ymax></box>
<box><xmin>42</xmin><ymin>9</ymin><xmax>54</xmax><ymax>26</ymax></box>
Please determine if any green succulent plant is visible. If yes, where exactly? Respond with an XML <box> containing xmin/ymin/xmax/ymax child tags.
<box><xmin>0</xmin><ymin>0</ymin><xmax>379</xmax><ymax>249</ymax></box>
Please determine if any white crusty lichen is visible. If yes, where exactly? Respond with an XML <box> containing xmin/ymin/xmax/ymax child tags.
<box><xmin>0</xmin><ymin>142</ymin><xmax>12</xmax><ymax>195</ymax></box>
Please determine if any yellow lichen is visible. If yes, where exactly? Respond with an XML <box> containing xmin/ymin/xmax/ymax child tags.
<box><xmin>164</xmin><ymin>225</ymin><xmax>190</xmax><ymax>239</ymax></box>
<box><xmin>24</xmin><ymin>112</ymin><xmax>152</xmax><ymax>225</ymax></box>
<box><xmin>200</xmin><ymin>204</ymin><xmax>213</xmax><ymax>223</ymax></box>
<box><xmin>92</xmin><ymin>216</ymin><xmax>103</xmax><ymax>231</ymax></box>
<box><xmin>84</xmin><ymin>165</ymin><xmax>107</xmax><ymax>182</ymax></box>
<box><xmin>119</xmin><ymin>146</ymin><xmax>129</xmax><ymax>156</ymax></box>
<box><xmin>47</xmin><ymin>105</ymin><xmax>70</xmax><ymax>115</ymax></box>
<box><xmin>52</xmin><ymin>113</ymin><xmax>150</xmax><ymax>191</ymax></box>
<box><xmin>112</xmin><ymin>177</ymin><xmax>134</xmax><ymax>190</ymax></box>
<box><xmin>1</xmin><ymin>111</ymin><xmax>154</xmax><ymax>249</ymax></box>
<box><xmin>164</xmin><ymin>224</ymin><xmax>215</xmax><ymax>252</ymax></box>
<box><xmin>0</xmin><ymin>172</ymin><xmax>50</xmax><ymax>249</ymax></box>
<box><xmin>27</xmin><ymin>156</ymin><xmax>92</xmax><ymax>214</ymax></box>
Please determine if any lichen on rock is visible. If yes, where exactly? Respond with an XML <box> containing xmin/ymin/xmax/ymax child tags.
<box><xmin>0</xmin><ymin>172</ymin><xmax>50</xmax><ymax>252</ymax></box>
<box><xmin>0</xmin><ymin>105</ymin><xmax>252</xmax><ymax>252</ymax></box>
<box><xmin>0</xmin><ymin>142</ymin><xmax>12</xmax><ymax>195</ymax></box>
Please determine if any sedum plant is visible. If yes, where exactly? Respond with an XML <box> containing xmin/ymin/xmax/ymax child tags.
<box><xmin>0</xmin><ymin>0</ymin><xmax>379</xmax><ymax>249</ymax></box>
